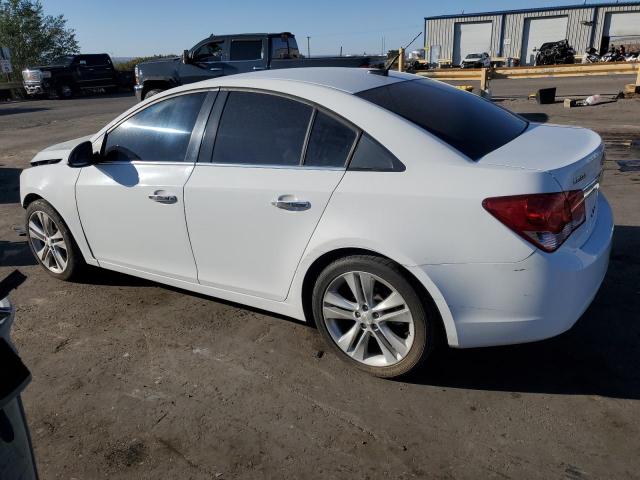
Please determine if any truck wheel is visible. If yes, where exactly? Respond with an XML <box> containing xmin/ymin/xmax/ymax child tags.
<box><xmin>58</xmin><ymin>84</ymin><xmax>73</xmax><ymax>99</ymax></box>
<box><xmin>144</xmin><ymin>89</ymin><xmax>163</xmax><ymax>100</ymax></box>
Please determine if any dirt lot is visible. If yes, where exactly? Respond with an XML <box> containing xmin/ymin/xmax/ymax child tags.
<box><xmin>1</xmin><ymin>77</ymin><xmax>640</xmax><ymax>479</ymax></box>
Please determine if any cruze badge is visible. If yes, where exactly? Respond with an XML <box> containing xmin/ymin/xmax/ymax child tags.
<box><xmin>573</xmin><ymin>172</ymin><xmax>586</xmax><ymax>185</ymax></box>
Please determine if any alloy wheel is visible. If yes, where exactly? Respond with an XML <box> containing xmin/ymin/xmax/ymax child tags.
<box><xmin>322</xmin><ymin>271</ymin><xmax>415</xmax><ymax>367</ymax></box>
<box><xmin>28</xmin><ymin>211</ymin><xmax>68</xmax><ymax>274</ymax></box>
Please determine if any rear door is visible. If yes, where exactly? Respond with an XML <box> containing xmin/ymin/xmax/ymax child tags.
<box><xmin>223</xmin><ymin>38</ymin><xmax>266</xmax><ymax>74</ymax></box>
<box><xmin>184</xmin><ymin>90</ymin><xmax>359</xmax><ymax>301</ymax></box>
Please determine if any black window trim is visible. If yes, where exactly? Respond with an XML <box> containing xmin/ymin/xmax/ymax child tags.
<box><xmin>99</xmin><ymin>89</ymin><xmax>217</xmax><ymax>165</ymax></box>
<box><xmin>200</xmin><ymin>87</ymin><xmax>362</xmax><ymax>170</ymax></box>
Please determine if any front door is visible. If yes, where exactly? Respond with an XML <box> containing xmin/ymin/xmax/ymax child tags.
<box><xmin>178</xmin><ymin>39</ymin><xmax>227</xmax><ymax>84</ymax></box>
<box><xmin>185</xmin><ymin>90</ymin><xmax>358</xmax><ymax>301</ymax></box>
<box><xmin>76</xmin><ymin>91</ymin><xmax>213</xmax><ymax>281</ymax></box>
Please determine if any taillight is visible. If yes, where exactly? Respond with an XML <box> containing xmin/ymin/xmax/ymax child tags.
<box><xmin>482</xmin><ymin>191</ymin><xmax>586</xmax><ymax>252</ymax></box>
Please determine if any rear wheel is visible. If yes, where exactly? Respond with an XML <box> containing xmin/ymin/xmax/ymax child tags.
<box><xmin>25</xmin><ymin>200</ymin><xmax>84</xmax><ymax>281</ymax></box>
<box><xmin>58</xmin><ymin>84</ymin><xmax>73</xmax><ymax>99</ymax></box>
<box><xmin>312</xmin><ymin>255</ymin><xmax>436</xmax><ymax>378</ymax></box>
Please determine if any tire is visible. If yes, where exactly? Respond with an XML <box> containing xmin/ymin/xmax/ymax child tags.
<box><xmin>144</xmin><ymin>88</ymin><xmax>163</xmax><ymax>100</ymax></box>
<box><xmin>57</xmin><ymin>84</ymin><xmax>73</xmax><ymax>99</ymax></box>
<box><xmin>312</xmin><ymin>255</ymin><xmax>437</xmax><ymax>378</ymax></box>
<box><xmin>25</xmin><ymin>200</ymin><xmax>85</xmax><ymax>281</ymax></box>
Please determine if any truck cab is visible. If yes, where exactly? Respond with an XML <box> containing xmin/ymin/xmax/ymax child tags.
<box><xmin>134</xmin><ymin>32</ymin><xmax>381</xmax><ymax>101</ymax></box>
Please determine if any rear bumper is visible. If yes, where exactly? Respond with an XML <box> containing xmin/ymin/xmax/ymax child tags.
<box><xmin>412</xmin><ymin>194</ymin><xmax>613</xmax><ymax>348</ymax></box>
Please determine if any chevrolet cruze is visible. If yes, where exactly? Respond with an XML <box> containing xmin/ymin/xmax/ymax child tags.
<box><xmin>20</xmin><ymin>68</ymin><xmax>613</xmax><ymax>377</ymax></box>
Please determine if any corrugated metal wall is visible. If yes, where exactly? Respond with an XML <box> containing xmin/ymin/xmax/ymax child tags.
<box><xmin>425</xmin><ymin>3</ymin><xmax>640</xmax><ymax>61</ymax></box>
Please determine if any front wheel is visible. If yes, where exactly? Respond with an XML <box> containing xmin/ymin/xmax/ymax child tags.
<box><xmin>25</xmin><ymin>200</ymin><xmax>84</xmax><ymax>281</ymax></box>
<box><xmin>312</xmin><ymin>255</ymin><xmax>436</xmax><ymax>378</ymax></box>
<box><xmin>144</xmin><ymin>88</ymin><xmax>163</xmax><ymax>100</ymax></box>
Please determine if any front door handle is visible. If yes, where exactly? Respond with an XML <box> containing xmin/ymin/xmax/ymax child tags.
<box><xmin>149</xmin><ymin>190</ymin><xmax>177</xmax><ymax>204</ymax></box>
<box><xmin>271</xmin><ymin>195</ymin><xmax>311</xmax><ymax>211</ymax></box>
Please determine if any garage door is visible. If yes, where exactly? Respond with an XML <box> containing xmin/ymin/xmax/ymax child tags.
<box><xmin>520</xmin><ymin>16</ymin><xmax>569</xmax><ymax>65</ymax></box>
<box><xmin>604</xmin><ymin>11</ymin><xmax>640</xmax><ymax>41</ymax></box>
<box><xmin>453</xmin><ymin>22</ymin><xmax>492</xmax><ymax>65</ymax></box>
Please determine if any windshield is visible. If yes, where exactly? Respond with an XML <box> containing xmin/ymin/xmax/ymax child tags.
<box><xmin>356</xmin><ymin>79</ymin><xmax>528</xmax><ymax>160</ymax></box>
<box><xmin>50</xmin><ymin>56</ymin><xmax>74</xmax><ymax>66</ymax></box>
<box><xmin>466</xmin><ymin>54</ymin><xmax>483</xmax><ymax>58</ymax></box>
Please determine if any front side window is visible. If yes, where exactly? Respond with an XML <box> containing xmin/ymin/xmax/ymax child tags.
<box><xmin>230</xmin><ymin>40</ymin><xmax>263</xmax><ymax>61</ymax></box>
<box><xmin>356</xmin><ymin>79</ymin><xmax>527</xmax><ymax>161</ymax></box>
<box><xmin>193</xmin><ymin>41</ymin><xmax>224</xmax><ymax>62</ymax></box>
<box><xmin>211</xmin><ymin>91</ymin><xmax>312</xmax><ymax>166</ymax></box>
<box><xmin>304</xmin><ymin>112</ymin><xmax>357</xmax><ymax>168</ymax></box>
<box><xmin>104</xmin><ymin>92</ymin><xmax>206</xmax><ymax>162</ymax></box>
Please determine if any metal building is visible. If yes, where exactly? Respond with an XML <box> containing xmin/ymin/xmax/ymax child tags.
<box><xmin>424</xmin><ymin>2</ymin><xmax>640</xmax><ymax>66</ymax></box>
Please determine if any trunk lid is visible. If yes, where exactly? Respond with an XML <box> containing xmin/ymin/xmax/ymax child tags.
<box><xmin>479</xmin><ymin>123</ymin><xmax>605</xmax><ymax>248</ymax></box>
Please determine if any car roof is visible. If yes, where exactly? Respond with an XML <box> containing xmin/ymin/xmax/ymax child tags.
<box><xmin>190</xmin><ymin>67</ymin><xmax>417</xmax><ymax>95</ymax></box>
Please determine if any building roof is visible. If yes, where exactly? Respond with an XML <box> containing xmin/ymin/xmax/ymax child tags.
<box><xmin>424</xmin><ymin>1</ymin><xmax>640</xmax><ymax>20</ymax></box>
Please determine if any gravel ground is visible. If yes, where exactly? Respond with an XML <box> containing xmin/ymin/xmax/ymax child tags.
<box><xmin>1</xmin><ymin>78</ymin><xmax>639</xmax><ymax>479</ymax></box>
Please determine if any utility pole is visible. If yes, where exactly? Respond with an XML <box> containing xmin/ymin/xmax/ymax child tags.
<box><xmin>306</xmin><ymin>36</ymin><xmax>311</xmax><ymax>58</ymax></box>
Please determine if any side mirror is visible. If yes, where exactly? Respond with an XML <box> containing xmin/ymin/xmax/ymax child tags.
<box><xmin>68</xmin><ymin>141</ymin><xmax>99</xmax><ymax>168</ymax></box>
<box><xmin>182</xmin><ymin>50</ymin><xmax>191</xmax><ymax>64</ymax></box>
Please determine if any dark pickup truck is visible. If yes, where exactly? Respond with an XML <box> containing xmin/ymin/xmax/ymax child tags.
<box><xmin>22</xmin><ymin>54</ymin><xmax>134</xmax><ymax>98</ymax></box>
<box><xmin>135</xmin><ymin>32</ymin><xmax>385</xmax><ymax>101</ymax></box>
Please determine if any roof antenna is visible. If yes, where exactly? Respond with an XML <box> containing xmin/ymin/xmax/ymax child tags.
<box><xmin>370</xmin><ymin>31</ymin><xmax>422</xmax><ymax>76</ymax></box>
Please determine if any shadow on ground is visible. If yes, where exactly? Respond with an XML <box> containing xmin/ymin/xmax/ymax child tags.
<box><xmin>0</xmin><ymin>107</ymin><xmax>49</xmax><ymax>116</ymax></box>
<box><xmin>517</xmin><ymin>112</ymin><xmax>549</xmax><ymax>123</ymax></box>
<box><xmin>0</xmin><ymin>241</ymin><xmax>37</xmax><ymax>267</ymax></box>
<box><xmin>408</xmin><ymin>225</ymin><xmax>640</xmax><ymax>400</ymax></box>
<box><xmin>0</xmin><ymin>168</ymin><xmax>21</xmax><ymax>204</ymax></box>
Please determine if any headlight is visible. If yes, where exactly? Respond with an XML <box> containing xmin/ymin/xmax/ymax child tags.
<box><xmin>22</xmin><ymin>69</ymin><xmax>42</xmax><ymax>82</ymax></box>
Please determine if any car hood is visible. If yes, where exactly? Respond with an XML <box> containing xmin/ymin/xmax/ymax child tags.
<box><xmin>30</xmin><ymin>135</ymin><xmax>92</xmax><ymax>165</ymax></box>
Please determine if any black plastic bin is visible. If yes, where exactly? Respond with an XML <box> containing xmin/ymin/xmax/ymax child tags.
<box><xmin>536</xmin><ymin>88</ymin><xmax>556</xmax><ymax>105</ymax></box>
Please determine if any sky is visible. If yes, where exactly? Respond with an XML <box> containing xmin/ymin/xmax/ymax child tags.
<box><xmin>43</xmin><ymin>0</ymin><xmax>627</xmax><ymax>57</ymax></box>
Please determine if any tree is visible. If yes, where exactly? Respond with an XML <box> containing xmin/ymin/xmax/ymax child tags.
<box><xmin>0</xmin><ymin>0</ymin><xmax>79</xmax><ymax>80</ymax></box>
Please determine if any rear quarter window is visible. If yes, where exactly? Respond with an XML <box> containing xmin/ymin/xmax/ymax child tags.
<box><xmin>356</xmin><ymin>79</ymin><xmax>527</xmax><ymax>161</ymax></box>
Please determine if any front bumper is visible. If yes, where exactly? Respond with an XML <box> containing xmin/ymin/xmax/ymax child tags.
<box><xmin>134</xmin><ymin>84</ymin><xmax>143</xmax><ymax>102</ymax></box>
<box><xmin>23</xmin><ymin>82</ymin><xmax>47</xmax><ymax>95</ymax></box>
<box><xmin>411</xmin><ymin>194</ymin><xmax>613</xmax><ymax>348</ymax></box>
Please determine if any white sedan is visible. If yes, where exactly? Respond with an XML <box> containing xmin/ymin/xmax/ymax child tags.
<box><xmin>20</xmin><ymin>67</ymin><xmax>613</xmax><ymax>378</ymax></box>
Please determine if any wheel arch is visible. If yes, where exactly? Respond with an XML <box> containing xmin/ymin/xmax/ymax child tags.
<box><xmin>22</xmin><ymin>192</ymin><xmax>43</xmax><ymax>208</ymax></box>
<box><xmin>298</xmin><ymin>247</ymin><xmax>456</xmax><ymax>346</ymax></box>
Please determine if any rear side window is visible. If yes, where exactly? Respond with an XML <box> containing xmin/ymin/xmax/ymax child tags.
<box><xmin>104</xmin><ymin>92</ymin><xmax>206</xmax><ymax>162</ymax></box>
<box><xmin>230</xmin><ymin>40</ymin><xmax>263</xmax><ymax>61</ymax></box>
<box><xmin>356</xmin><ymin>79</ymin><xmax>527</xmax><ymax>160</ymax></box>
<box><xmin>212</xmin><ymin>91</ymin><xmax>312</xmax><ymax>166</ymax></box>
<box><xmin>304</xmin><ymin>112</ymin><xmax>357</xmax><ymax>168</ymax></box>
<box><xmin>349</xmin><ymin>134</ymin><xmax>405</xmax><ymax>172</ymax></box>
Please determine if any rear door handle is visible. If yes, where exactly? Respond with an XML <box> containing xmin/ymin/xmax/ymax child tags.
<box><xmin>149</xmin><ymin>190</ymin><xmax>177</xmax><ymax>204</ymax></box>
<box><xmin>271</xmin><ymin>195</ymin><xmax>311</xmax><ymax>211</ymax></box>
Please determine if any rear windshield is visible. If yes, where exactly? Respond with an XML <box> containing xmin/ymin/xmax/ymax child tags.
<box><xmin>356</xmin><ymin>79</ymin><xmax>527</xmax><ymax>160</ymax></box>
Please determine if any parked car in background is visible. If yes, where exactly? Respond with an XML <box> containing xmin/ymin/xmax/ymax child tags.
<box><xmin>134</xmin><ymin>32</ymin><xmax>386</xmax><ymax>101</ymax></box>
<box><xmin>0</xmin><ymin>271</ymin><xmax>37</xmax><ymax>480</ymax></box>
<box><xmin>22</xmin><ymin>54</ymin><xmax>135</xmax><ymax>98</ymax></box>
<box><xmin>21</xmin><ymin>68</ymin><xmax>612</xmax><ymax>378</ymax></box>
<box><xmin>460</xmin><ymin>52</ymin><xmax>491</xmax><ymax>68</ymax></box>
